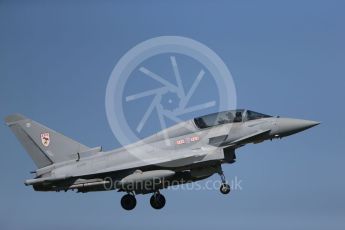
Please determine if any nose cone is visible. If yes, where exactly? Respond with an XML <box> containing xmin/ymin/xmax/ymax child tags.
<box><xmin>274</xmin><ymin>118</ymin><xmax>320</xmax><ymax>137</ymax></box>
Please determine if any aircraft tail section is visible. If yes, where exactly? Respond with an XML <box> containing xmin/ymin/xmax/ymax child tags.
<box><xmin>5</xmin><ymin>114</ymin><xmax>90</xmax><ymax>168</ymax></box>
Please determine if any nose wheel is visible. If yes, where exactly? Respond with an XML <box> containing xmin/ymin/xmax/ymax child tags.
<box><xmin>220</xmin><ymin>183</ymin><xmax>231</xmax><ymax>194</ymax></box>
<box><xmin>150</xmin><ymin>192</ymin><xmax>166</xmax><ymax>209</ymax></box>
<box><xmin>121</xmin><ymin>193</ymin><xmax>137</xmax><ymax>210</ymax></box>
<box><xmin>218</xmin><ymin>168</ymin><xmax>231</xmax><ymax>195</ymax></box>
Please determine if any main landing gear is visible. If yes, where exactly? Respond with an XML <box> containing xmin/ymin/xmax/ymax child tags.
<box><xmin>120</xmin><ymin>191</ymin><xmax>166</xmax><ymax>210</ymax></box>
<box><xmin>150</xmin><ymin>192</ymin><xmax>166</xmax><ymax>210</ymax></box>
<box><xmin>120</xmin><ymin>166</ymin><xmax>230</xmax><ymax>210</ymax></box>
<box><xmin>218</xmin><ymin>169</ymin><xmax>231</xmax><ymax>195</ymax></box>
<box><xmin>121</xmin><ymin>193</ymin><xmax>137</xmax><ymax>210</ymax></box>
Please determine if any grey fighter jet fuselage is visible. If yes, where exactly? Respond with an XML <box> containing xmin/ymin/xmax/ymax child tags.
<box><xmin>5</xmin><ymin>110</ymin><xmax>319</xmax><ymax>210</ymax></box>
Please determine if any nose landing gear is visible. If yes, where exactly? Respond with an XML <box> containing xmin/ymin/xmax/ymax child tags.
<box><xmin>218</xmin><ymin>169</ymin><xmax>231</xmax><ymax>195</ymax></box>
<box><xmin>220</xmin><ymin>183</ymin><xmax>231</xmax><ymax>195</ymax></box>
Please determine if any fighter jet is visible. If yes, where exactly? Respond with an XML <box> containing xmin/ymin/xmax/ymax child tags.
<box><xmin>5</xmin><ymin>110</ymin><xmax>319</xmax><ymax>210</ymax></box>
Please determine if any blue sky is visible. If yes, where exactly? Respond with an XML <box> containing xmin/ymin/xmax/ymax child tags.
<box><xmin>1</xmin><ymin>0</ymin><xmax>344</xmax><ymax>229</ymax></box>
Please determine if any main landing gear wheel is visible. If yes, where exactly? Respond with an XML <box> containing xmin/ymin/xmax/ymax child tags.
<box><xmin>121</xmin><ymin>194</ymin><xmax>137</xmax><ymax>211</ymax></box>
<box><xmin>150</xmin><ymin>192</ymin><xmax>166</xmax><ymax>210</ymax></box>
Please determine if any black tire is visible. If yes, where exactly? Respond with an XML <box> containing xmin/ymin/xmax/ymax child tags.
<box><xmin>121</xmin><ymin>194</ymin><xmax>137</xmax><ymax>211</ymax></box>
<box><xmin>220</xmin><ymin>184</ymin><xmax>231</xmax><ymax>195</ymax></box>
<box><xmin>150</xmin><ymin>193</ymin><xmax>166</xmax><ymax>209</ymax></box>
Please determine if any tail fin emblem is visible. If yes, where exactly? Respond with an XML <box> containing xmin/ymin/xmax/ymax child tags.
<box><xmin>40</xmin><ymin>133</ymin><xmax>50</xmax><ymax>147</ymax></box>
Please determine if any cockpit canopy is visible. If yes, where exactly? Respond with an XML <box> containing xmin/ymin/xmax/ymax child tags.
<box><xmin>194</xmin><ymin>110</ymin><xmax>272</xmax><ymax>129</ymax></box>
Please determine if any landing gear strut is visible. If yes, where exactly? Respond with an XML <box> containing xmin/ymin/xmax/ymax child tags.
<box><xmin>121</xmin><ymin>193</ymin><xmax>137</xmax><ymax>210</ymax></box>
<box><xmin>218</xmin><ymin>168</ymin><xmax>231</xmax><ymax>195</ymax></box>
<box><xmin>150</xmin><ymin>191</ymin><xmax>166</xmax><ymax>209</ymax></box>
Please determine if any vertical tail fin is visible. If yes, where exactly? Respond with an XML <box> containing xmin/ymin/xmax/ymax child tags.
<box><xmin>5</xmin><ymin>114</ymin><xmax>90</xmax><ymax>168</ymax></box>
